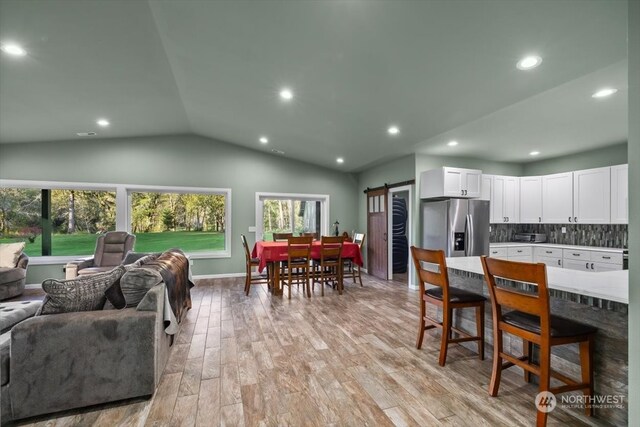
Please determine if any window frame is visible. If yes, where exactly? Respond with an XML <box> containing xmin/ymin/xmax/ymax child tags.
<box><xmin>255</xmin><ymin>192</ymin><xmax>330</xmax><ymax>241</ymax></box>
<box><xmin>0</xmin><ymin>179</ymin><xmax>232</xmax><ymax>264</ymax></box>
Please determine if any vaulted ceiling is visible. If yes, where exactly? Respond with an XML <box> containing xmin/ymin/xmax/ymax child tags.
<box><xmin>0</xmin><ymin>0</ymin><xmax>628</xmax><ymax>171</ymax></box>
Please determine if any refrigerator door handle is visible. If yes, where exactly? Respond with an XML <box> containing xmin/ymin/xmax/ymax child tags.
<box><xmin>466</xmin><ymin>214</ymin><xmax>474</xmax><ymax>256</ymax></box>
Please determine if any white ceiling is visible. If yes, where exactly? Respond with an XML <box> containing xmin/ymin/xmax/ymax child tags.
<box><xmin>0</xmin><ymin>0</ymin><xmax>628</xmax><ymax>172</ymax></box>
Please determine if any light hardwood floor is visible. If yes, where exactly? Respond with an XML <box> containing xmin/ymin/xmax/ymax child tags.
<box><xmin>10</xmin><ymin>275</ymin><xmax>610</xmax><ymax>427</ymax></box>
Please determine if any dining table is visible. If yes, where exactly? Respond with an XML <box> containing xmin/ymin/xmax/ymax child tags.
<box><xmin>251</xmin><ymin>240</ymin><xmax>364</xmax><ymax>295</ymax></box>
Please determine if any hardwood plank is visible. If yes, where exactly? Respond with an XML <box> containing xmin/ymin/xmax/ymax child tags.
<box><xmin>169</xmin><ymin>394</ymin><xmax>198</xmax><ymax>427</ymax></box>
<box><xmin>195</xmin><ymin>378</ymin><xmax>220</xmax><ymax>427</ymax></box>
<box><xmin>220</xmin><ymin>364</ymin><xmax>243</xmax><ymax>406</ymax></box>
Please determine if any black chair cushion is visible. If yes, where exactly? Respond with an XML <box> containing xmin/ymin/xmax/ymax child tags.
<box><xmin>425</xmin><ymin>286</ymin><xmax>486</xmax><ymax>303</ymax></box>
<box><xmin>502</xmin><ymin>310</ymin><xmax>597</xmax><ymax>338</ymax></box>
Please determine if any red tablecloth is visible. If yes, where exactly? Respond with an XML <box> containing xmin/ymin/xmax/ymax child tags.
<box><xmin>251</xmin><ymin>241</ymin><xmax>363</xmax><ymax>272</ymax></box>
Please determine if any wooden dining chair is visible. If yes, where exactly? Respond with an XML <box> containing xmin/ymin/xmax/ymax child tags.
<box><xmin>345</xmin><ymin>232</ymin><xmax>365</xmax><ymax>286</ymax></box>
<box><xmin>480</xmin><ymin>256</ymin><xmax>597</xmax><ymax>427</ymax></box>
<box><xmin>272</xmin><ymin>232</ymin><xmax>293</xmax><ymax>241</ymax></box>
<box><xmin>300</xmin><ymin>232</ymin><xmax>318</xmax><ymax>239</ymax></box>
<box><xmin>410</xmin><ymin>246</ymin><xmax>486</xmax><ymax>366</ymax></box>
<box><xmin>241</xmin><ymin>234</ymin><xmax>270</xmax><ymax>295</ymax></box>
<box><xmin>312</xmin><ymin>236</ymin><xmax>344</xmax><ymax>296</ymax></box>
<box><xmin>281</xmin><ymin>236</ymin><xmax>313</xmax><ymax>299</ymax></box>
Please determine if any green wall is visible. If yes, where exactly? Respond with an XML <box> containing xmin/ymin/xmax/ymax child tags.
<box><xmin>628</xmin><ymin>0</ymin><xmax>639</xmax><ymax>423</ymax></box>
<box><xmin>522</xmin><ymin>142</ymin><xmax>628</xmax><ymax>176</ymax></box>
<box><xmin>0</xmin><ymin>134</ymin><xmax>359</xmax><ymax>284</ymax></box>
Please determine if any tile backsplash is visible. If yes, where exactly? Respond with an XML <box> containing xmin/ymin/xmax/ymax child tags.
<box><xmin>490</xmin><ymin>223</ymin><xmax>628</xmax><ymax>248</ymax></box>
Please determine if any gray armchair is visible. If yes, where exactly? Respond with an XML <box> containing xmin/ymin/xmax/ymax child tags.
<box><xmin>65</xmin><ymin>231</ymin><xmax>135</xmax><ymax>279</ymax></box>
<box><xmin>0</xmin><ymin>253</ymin><xmax>29</xmax><ymax>300</ymax></box>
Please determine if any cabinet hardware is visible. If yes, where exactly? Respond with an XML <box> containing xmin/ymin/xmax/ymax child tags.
<box><xmin>557</xmin><ymin>259</ymin><xmax>561</xmax><ymax>266</ymax></box>
<box><xmin>568</xmin><ymin>217</ymin><xmax>572</xmax><ymax>222</ymax></box>
<box><xmin>545</xmin><ymin>251</ymin><xmax>552</xmax><ymax>254</ymax></box>
<box><xmin>464</xmin><ymin>190</ymin><xmax>467</xmax><ymax>195</ymax></box>
<box><xmin>591</xmin><ymin>263</ymin><xmax>594</xmax><ymax>270</ymax></box>
<box><xmin>506</xmin><ymin>216</ymin><xmax>509</xmax><ymax>222</ymax></box>
<box><xmin>517</xmin><ymin>250</ymin><xmax>523</xmax><ymax>253</ymax></box>
<box><xmin>573</xmin><ymin>253</ymin><xmax>580</xmax><ymax>257</ymax></box>
<box><xmin>539</xmin><ymin>217</ymin><xmax>541</xmax><ymax>222</ymax></box>
<box><xmin>574</xmin><ymin>216</ymin><xmax>578</xmax><ymax>222</ymax></box>
<box><xmin>586</xmin><ymin>262</ymin><xmax>589</xmax><ymax>269</ymax></box>
<box><xmin>461</xmin><ymin>190</ymin><xmax>464</xmax><ymax>195</ymax></box>
<box><xmin>603</xmin><ymin>256</ymin><xmax>611</xmax><ymax>259</ymax></box>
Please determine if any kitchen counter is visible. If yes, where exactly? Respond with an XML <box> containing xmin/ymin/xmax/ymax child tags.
<box><xmin>446</xmin><ymin>256</ymin><xmax>628</xmax><ymax>304</ymax></box>
<box><xmin>489</xmin><ymin>242</ymin><xmax>626</xmax><ymax>253</ymax></box>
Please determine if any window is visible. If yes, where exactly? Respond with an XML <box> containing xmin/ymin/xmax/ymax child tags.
<box><xmin>130</xmin><ymin>191</ymin><xmax>227</xmax><ymax>253</ymax></box>
<box><xmin>256</xmin><ymin>193</ymin><xmax>329</xmax><ymax>241</ymax></box>
<box><xmin>0</xmin><ymin>180</ymin><xmax>231</xmax><ymax>261</ymax></box>
<box><xmin>0</xmin><ymin>188</ymin><xmax>116</xmax><ymax>256</ymax></box>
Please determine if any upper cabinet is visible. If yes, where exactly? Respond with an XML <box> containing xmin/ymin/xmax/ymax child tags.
<box><xmin>519</xmin><ymin>176</ymin><xmax>543</xmax><ymax>223</ymax></box>
<box><xmin>573</xmin><ymin>167</ymin><xmax>611</xmax><ymax>224</ymax></box>
<box><xmin>480</xmin><ymin>174</ymin><xmax>492</xmax><ymax>201</ymax></box>
<box><xmin>491</xmin><ymin>176</ymin><xmax>519</xmax><ymax>223</ymax></box>
<box><xmin>542</xmin><ymin>172</ymin><xmax>573</xmax><ymax>224</ymax></box>
<box><xmin>610</xmin><ymin>164</ymin><xmax>628</xmax><ymax>224</ymax></box>
<box><xmin>420</xmin><ymin>167</ymin><xmax>482</xmax><ymax>199</ymax></box>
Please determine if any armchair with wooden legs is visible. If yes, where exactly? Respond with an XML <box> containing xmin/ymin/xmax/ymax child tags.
<box><xmin>480</xmin><ymin>256</ymin><xmax>597</xmax><ymax>427</ymax></box>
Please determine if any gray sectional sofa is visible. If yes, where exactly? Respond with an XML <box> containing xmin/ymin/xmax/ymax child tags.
<box><xmin>0</xmin><ymin>250</ymin><xmax>192</xmax><ymax>423</ymax></box>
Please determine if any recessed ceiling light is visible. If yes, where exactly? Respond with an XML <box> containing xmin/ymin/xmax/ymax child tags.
<box><xmin>516</xmin><ymin>55</ymin><xmax>542</xmax><ymax>70</ymax></box>
<box><xmin>96</xmin><ymin>119</ymin><xmax>110</xmax><ymax>127</ymax></box>
<box><xmin>592</xmin><ymin>88</ymin><xmax>618</xmax><ymax>98</ymax></box>
<box><xmin>529</xmin><ymin>151</ymin><xmax>540</xmax><ymax>156</ymax></box>
<box><xmin>1</xmin><ymin>43</ymin><xmax>27</xmax><ymax>56</ymax></box>
<box><xmin>279</xmin><ymin>88</ymin><xmax>294</xmax><ymax>101</ymax></box>
<box><xmin>387</xmin><ymin>125</ymin><xmax>400</xmax><ymax>136</ymax></box>
<box><xmin>336</xmin><ymin>157</ymin><xmax>344</xmax><ymax>164</ymax></box>
<box><xmin>447</xmin><ymin>140</ymin><xmax>459</xmax><ymax>146</ymax></box>
<box><xmin>259</xmin><ymin>136</ymin><xmax>269</xmax><ymax>144</ymax></box>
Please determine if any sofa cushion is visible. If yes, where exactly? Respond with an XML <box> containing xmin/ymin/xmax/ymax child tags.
<box><xmin>120</xmin><ymin>267</ymin><xmax>163</xmax><ymax>308</ymax></box>
<box><xmin>0</xmin><ymin>267</ymin><xmax>26</xmax><ymax>284</ymax></box>
<box><xmin>0</xmin><ymin>242</ymin><xmax>25</xmax><ymax>268</ymax></box>
<box><xmin>38</xmin><ymin>266</ymin><xmax>125</xmax><ymax>315</ymax></box>
<box><xmin>0</xmin><ymin>301</ymin><xmax>41</xmax><ymax>334</ymax></box>
<box><xmin>0</xmin><ymin>333</ymin><xmax>9</xmax><ymax>386</ymax></box>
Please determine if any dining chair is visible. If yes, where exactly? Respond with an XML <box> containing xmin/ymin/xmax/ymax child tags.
<box><xmin>312</xmin><ymin>236</ymin><xmax>344</xmax><ymax>296</ymax></box>
<box><xmin>272</xmin><ymin>232</ymin><xmax>293</xmax><ymax>241</ymax></box>
<box><xmin>300</xmin><ymin>232</ymin><xmax>318</xmax><ymax>239</ymax></box>
<box><xmin>344</xmin><ymin>233</ymin><xmax>365</xmax><ymax>286</ymax></box>
<box><xmin>281</xmin><ymin>236</ymin><xmax>313</xmax><ymax>299</ymax></box>
<box><xmin>480</xmin><ymin>256</ymin><xmax>596</xmax><ymax>427</ymax></box>
<box><xmin>241</xmin><ymin>234</ymin><xmax>270</xmax><ymax>295</ymax></box>
<box><xmin>410</xmin><ymin>246</ymin><xmax>486</xmax><ymax>366</ymax></box>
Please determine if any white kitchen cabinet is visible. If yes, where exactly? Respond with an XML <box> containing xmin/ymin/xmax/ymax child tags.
<box><xmin>542</xmin><ymin>172</ymin><xmax>573</xmax><ymax>224</ymax></box>
<box><xmin>489</xmin><ymin>247</ymin><xmax>508</xmax><ymax>259</ymax></box>
<box><xmin>610</xmin><ymin>164</ymin><xmax>628</xmax><ymax>224</ymax></box>
<box><xmin>519</xmin><ymin>176</ymin><xmax>543</xmax><ymax>224</ymax></box>
<box><xmin>420</xmin><ymin>167</ymin><xmax>482</xmax><ymax>199</ymax></box>
<box><xmin>573</xmin><ymin>167</ymin><xmax>610</xmax><ymax>224</ymax></box>
<box><xmin>563</xmin><ymin>258</ymin><xmax>592</xmax><ymax>272</ymax></box>
<box><xmin>480</xmin><ymin>175</ymin><xmax>492</xmax><ymax>201</ymax></box>
<box><xmin>536</xmin><ymin>255</ymin><xmax>563</xmax><ymax>268</ymax></box>
<box><xmin>491</xmin><ymin>176</ymin><xmax>519</xmax><ymax>223</ymax></box>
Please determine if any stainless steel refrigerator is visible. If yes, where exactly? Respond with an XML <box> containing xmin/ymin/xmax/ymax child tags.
<box><xmin>421</xmin><ymin>199</ymin><xmax>490</xmax><ymax>257</ymax></box>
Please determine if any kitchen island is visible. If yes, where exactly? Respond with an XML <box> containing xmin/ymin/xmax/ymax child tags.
<box><xmin>443</xmin><ymin>256</ymin><xmax>628</xmax><ymax>425</ymax></box>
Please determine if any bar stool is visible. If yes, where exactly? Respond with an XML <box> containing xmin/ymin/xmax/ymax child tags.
<box><xmin>480</xmin><ymin>256</ymin><xmax>597</xmax><ymax>427</ymax></box>
<box><xmin>410</xmin><ymin>246</ymin><xmax>486</xmax><ymax>366</ymax></box>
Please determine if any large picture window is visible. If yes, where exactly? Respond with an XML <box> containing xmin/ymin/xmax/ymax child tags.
<box><xmin>0</xmin><ymin>181</ymin><xmax>231</xmax><ymax>261</ymax></box>
<box><xmin>256</xmin><ymin>192</ymin><xmax>329</xmax><ymax>241</ymax></box>
<box><xmin>130</xmin><ymin>191</ymin><xmax>227</xmax><ymax>253</ymax></box>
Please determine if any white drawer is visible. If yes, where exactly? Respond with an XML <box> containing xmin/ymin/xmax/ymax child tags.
<box><xmin>563</xmin><ymin>249</ymin><xmax>591</xmax><ymax>261</ymax></box>
<box><xmin>508</xmin><ymin>246</ymin><xmax>532</xmax><ymax>257</ymax></box>
<box><xmin>589</xmin><ymin>251</ymin><xmax>623</xmax><ymax>265</ymax></box>
<box><xmin>489</xmin><ymin>247</ymin><xmax>508</xmax><ymax>258</ymax></box>
<box><xmin>563</xmin><ymin>258</ymin><xmax>591</xmax><ymax>271</ymax></box>
<box><xmin>534</xmin><ymin>246</ymin><xmax>562</xmax><ymax>258</ymax></box>
<box><xmin>508</xmin><ymin>255</ymin><xmax>533</xmax><ymax>262</ymax></box>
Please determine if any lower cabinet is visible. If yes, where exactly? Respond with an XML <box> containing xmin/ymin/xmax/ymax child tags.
<box><xmin>536</xmin><ymin>255</ymin><xmax>563</xmax><ymax>268</ymax></box>
<box><xmin>489</xmin><ymin>245</ymin><xmax>623</xmax><ymax>272</ymax></box>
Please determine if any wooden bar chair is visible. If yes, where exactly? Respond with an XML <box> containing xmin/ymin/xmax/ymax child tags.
<box><xmin>241</xmin><ymin>234</ymin><xmax>270</xmax><ymax>296</ymax></box>
<box><xmin>312</xmin><ymin>236</ymin><xmax>344</xmax><ymax>296</ymax></box>
<box><xmin>282</xmin><ymin>236</ymin><xmax>313</xmax><ymax>299</ymax></box>
<box><xmin>410</xmin><ymin>246</ymin><xmax>486</xmax><ymax>366</ymax></box>
<box><xmin>345</xmin><ymin>233</ymin><xmax>365</xmax><ymax>286</ymax></box>
<box><xmin>480</xmin><ymin>256</ymin><xmax>597</xmax><ymax>427</ymax></box>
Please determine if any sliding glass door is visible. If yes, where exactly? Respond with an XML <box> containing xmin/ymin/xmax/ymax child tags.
<box><xmin>256</xmin><ymin>193</ymin><xmax>329</xmax><ymax>241</ymax></box>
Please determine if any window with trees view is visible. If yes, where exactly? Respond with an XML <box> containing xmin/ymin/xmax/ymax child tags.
<box><xmin>130</xmin><ymin>192</ymin><xmax>227</xmax><ymax>253</ymax></box>
<box><xmin>0</xmin><ymin>182</ymin><xmax>230</xmax><ymax>259</ymax></box>
<box><xmin>257</xmin><ymin>193</ymin><xmax>327</xmax><ymax>241</ymax></box>
<box><xmin>0</xmin><ymin>188</ymin><xmax>116</xmax><ymax>256</ymax></box>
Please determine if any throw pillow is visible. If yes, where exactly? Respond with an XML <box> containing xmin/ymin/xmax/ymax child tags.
<box><xmin>0</xmin><ymin>242</ymin><xmax>26</xmax><ymax>268</ymax></box>
<box><xmin>38</xmin><ymin>266</ymin><xmax>126</xmax><ymax>315</ymax></box>
<box><xmin>132</xmin><ymin>253</ymin><xmax>160</xmax><ymax>267</ymax></box>
<box><xmin>119</xmin><ymin>267</ymin><xmax>163</xmax><ymax>307</ymax></box>
<box><xmin>104</xmin><ymin>280</ymin><xmax>127</xmax><ymax>310</ymax></box>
